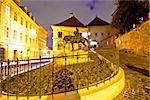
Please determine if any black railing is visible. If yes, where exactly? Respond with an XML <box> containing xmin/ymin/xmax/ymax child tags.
<box><xmin>0</xmin><ymin>53</ymin><xmax>119</xmax><ymax>98</ymax></box>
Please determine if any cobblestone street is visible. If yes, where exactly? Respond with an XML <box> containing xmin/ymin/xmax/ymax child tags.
<box><xmin>115</xmin><ymin>65</ymin><xmax>150</xmax><ymax>100</ymax></box>
<box><xmin>95</xmin><ymin>49</ymin><xmax>150</xmax><ymax>100</ymax></box>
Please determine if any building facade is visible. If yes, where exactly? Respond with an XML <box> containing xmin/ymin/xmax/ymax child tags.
<box><xmin>38</xmin><ymin>24</ymin><xmax>49</xmax><ymax>58</ymax></box>
<box><xmin>51</xmin><ymin>14</ymin><xmax>88</xmax><ymax>54</ymax></box>
<box><xmin>0</xmin><ymin>0</ymin><xmax>48</xmax><ymax>60</ymax></box>
<box><xmin>87</xmin><ymin>17</ymin><xmax>119</xmax><ymax>48</ymax></box>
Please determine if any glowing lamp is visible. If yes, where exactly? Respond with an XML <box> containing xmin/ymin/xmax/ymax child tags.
<box><xmin>29</xmin><ymin>28</ymin><xmax>37</xmax><ymax>39</ymax></box>
<box><xmin>87</xmin><ymin>32</ymin><xmax>91</xmax><ymax>35</ymax></box>
<box><xmin>118</xmin><ymin>40</ymin><xmax>121</xmax><ymax>45</ymax></box>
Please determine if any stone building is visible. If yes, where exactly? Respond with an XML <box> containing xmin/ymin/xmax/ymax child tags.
<box><xmin>87</xmin><ymin>16</ymin><xmax>119</xmax><ymax>48</ymax></box>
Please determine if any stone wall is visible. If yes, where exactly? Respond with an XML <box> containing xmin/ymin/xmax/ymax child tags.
<box><xmin>115</xmin><ymin>20</ymin><xmax>150</xmax><ymax>55</ymax></box>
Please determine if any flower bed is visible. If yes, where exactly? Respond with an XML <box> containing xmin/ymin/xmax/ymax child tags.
<box><xmin>1</xmin><ymin>52</ymin><xmax>114</xmax><ymax>96</ymax></box>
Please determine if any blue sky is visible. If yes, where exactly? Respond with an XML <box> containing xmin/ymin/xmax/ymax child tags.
<box><xmin>21</xmin><ymin>0</ymin><xmax>117</xmax><ymax>30</ymax></box>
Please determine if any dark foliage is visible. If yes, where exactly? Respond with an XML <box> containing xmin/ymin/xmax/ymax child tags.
<box><xmin>112</xmin><ymin>0</ymin><xmax>149</xmax><ymax>34</ymax></box>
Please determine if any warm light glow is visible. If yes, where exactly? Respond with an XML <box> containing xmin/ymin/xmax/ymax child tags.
<box><xmin>107</xmin><ymin>41</ymin><xmax>109</xmax><ymax>45</ymax></box>
<box><xmin>29</xmin><ymin>28</ymin><xmax>37</xmax><ymax>39</ymax></box>
<box><xmin>90</xmin><ymin>41</ymin><xmax>98</xmax><ymax>47</ymax></box>
<box><xmin>81</xmin><ymin>32</ymin><xmax>91</xmax><ymax>39</ymax></box>
<box><xmin>118</xmin><ymin>40</ymin><xmax>121</xmax><ymax>45</ymax></box>
<box><xmin>133</xmin><ymin>24</ymin><xmax>136</xmax><ymax>28</ymax></box>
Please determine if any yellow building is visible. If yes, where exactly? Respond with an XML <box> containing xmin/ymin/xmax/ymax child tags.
<box><xmin>51</xmin><ymin>13</ymin><xmax>88</xmax><ymax>55</ymax></box>
<box><xmin>38</xmin><ymin>24</ymin><xmax>49</xmax><ymax>57</ymax></box>
<box><xmin>0</xmin><ymin>0</ymin><xmax>48</xmax><ymax>60</ymax></box>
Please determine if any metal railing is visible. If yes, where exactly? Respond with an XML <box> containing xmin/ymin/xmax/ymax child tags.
<box><xmin>0</xmin><ymin>52</ymin><xmax>119</xmax><ymax>99</ymax></box>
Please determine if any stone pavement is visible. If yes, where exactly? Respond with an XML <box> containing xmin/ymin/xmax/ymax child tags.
<box><xmin>114</xmin><ymin>64</ymin><xmax>150</xmax><ymax>100</ymax></box>
<box><xmin>95</xmin><ymin>48</ymin><xmax>150</xmax><ymax>100</ymax></box>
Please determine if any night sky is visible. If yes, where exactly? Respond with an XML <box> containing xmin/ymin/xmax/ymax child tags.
<box><xmin>21</xmin><ymin>0</ymin><xmax>117</xmax><ymax>30</ymax></box>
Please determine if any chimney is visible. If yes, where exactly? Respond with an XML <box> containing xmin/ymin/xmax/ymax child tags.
<box><xmin>21</xmin><ymin>6</ymin><xmax>28</xmax><ymax>13</ymax></box>
<box><xmin>69</xmin><ymin>12</ymin><xmax>74</xmax><ymax>18</ymax></box>
<box><xmin>32</xmin><ymin>16</ymin><xmax>36</xmax><ymax>22</ymax></box>
<box><xmin>27</xmin><ymin>12</ymin><xmax>32</xmax><ymax>17</ymax></box>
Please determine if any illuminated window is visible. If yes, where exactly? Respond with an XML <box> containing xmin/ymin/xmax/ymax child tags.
<box><xmin>14</xmin><ymin>13</ymin><xmax>17</xmax><ymax>21</ymax></box>
<box><xmin>58</xmin><ymin>32</ymin><xmax>62</xmax><ymax>38</ymax></box>
<box><xmin>20</xmin><ymin>33</ymin><xmax>23</xmax><ymax>41</ymax></box>
<box><xmin>5</xmin><ymin>5</ymin><xmax>10</xmax><ymax>16</ymax></box>
<box><xmin>21</xmin><ymin>17</ymin><xmax>23</xmax><ymax>25</ymax></box>
<box><xmin>13</xmin><ymin>30</ymin><xmax>17</xmax><ymax>40</ymax></box>
<box><xmin>107</xmin><ymin>41</ymin><xmax>109</xmax><ymax>45</ymax></box>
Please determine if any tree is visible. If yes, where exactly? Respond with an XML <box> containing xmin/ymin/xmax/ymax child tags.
<box><xmin>112</xmin><ymin>0</ymin><xmax>149</xmax><ymax>35</ymax></box>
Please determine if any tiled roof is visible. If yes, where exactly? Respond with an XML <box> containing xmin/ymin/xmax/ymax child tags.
<box><xmin>87</xmin><ymin>17</ymin><xmax>109</xmax><ymax>26</ymax></box>
<box><xmin>54</xmin><ymin>16</ymin><xmax>85</xmax><ymax>27</ymax></box>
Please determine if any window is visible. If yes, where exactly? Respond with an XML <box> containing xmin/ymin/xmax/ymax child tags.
<box><xmin>5</xmin><ymin>5</ymin><xmax>10</xmax><ymax>16</ymax></box>
<box><xmin>34</xmin><ymin>39</ymin><xmax>36</xmax><ymax>44</ymax></box>
<box><xmin>14</xmin><ymin>12</ymin><xmax>17</xmax><ymax>21</ymax></box>
<box><xmin>95</xmin><ymin>33</ymin><xmax>97</xmax><ymax>36</ymax></box>
<box><xmin>107</xmin><ymin>33</ymin><xmax>110</xmax><ymax>35</ymax></box>
<box><xmin>58</xmin><ymin>32</ymin><xmax>62</xmax><ymax>38</ymax></box>
<box><xmin>13</xmin><ymin>30</ymin><xmax>17</xmax><ymax>40</ymax></box>
<box><xmin>25</xmin><ymin>35</ymin><xmax>28</xmax><ymax>43</ymax></box>
<box><xmin>30</xmin><ymin>25</ymin><xmax>32</xmax><ymax>30</ymax></box>
<box><xmin>30</xmin><ymin>38</ymin><xmax>31</xmax><ymax>44</ymax></box>
<box><xmin>6</xmin><ymin>27</ymin><xmax>9</xmax><ymax>37</ymax></box>
<box><xmin>32</xmin><ymin>39</ymin><xmax>34</xmax><ymax>44</ymax></box>
<box><xmin>101</xmin><ymin>33</ymin><xmax>103</xmax><ymax>36</ymax></box>
<box><xmin>21</xmin><ymin>17</ymin><xmax>23</xmax><ymax>25</ymax></box>
<box><xmin>5</xmin><ymin>26</ymin><xmax>9</xmax><ymax>38</ymax></box>
<box><xmin>20</xmin><ymin>33</ymin><xmax>23</xmax><ymax>41</ymax></box>
<box><xmin>107</xmin><ymin>41</ymin><xmax>109</xmax><ymax>45</ymax></box>
<box><xmin>26</xmin><ymin>21</ymin><xmax>28</xmax><ymax>28</ymax></box>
